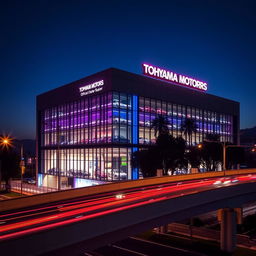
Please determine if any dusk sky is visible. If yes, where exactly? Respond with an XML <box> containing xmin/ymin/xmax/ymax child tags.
<box><xmin>1</xmin><ymin>0</ymin><xmax>255</xmax><ymax>139</ymax></box>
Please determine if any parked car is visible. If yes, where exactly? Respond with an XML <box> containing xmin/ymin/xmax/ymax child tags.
<box><xmin>23</xmin><ymin>178</ymin><xmax>36</xmax><ymax>184</ymax></box>
<box><xmin>95</xmin><ymin>169</ymin><xmax>108</xmax><ymax>179</ymax></box>
<box><xmin>139</xmin><ymin>137</ymin><xmax>150</xmax><ymax>144</ymax></box>
<box><xmin>27</xmin><ymin>178</ymin><xmax>36</xmax><ymax>184</ymax></box>
<box><xmin>113</xmin><ymin>136</ymin><xmax>129</xmax><ymax>143</ymax></box>
<box><xmin>113</xmin><ymin>170</ymin><xmax>127</xmax><ymax>180</ymax></box>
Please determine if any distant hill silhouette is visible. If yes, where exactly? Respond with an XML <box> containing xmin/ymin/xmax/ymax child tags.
<box><xmin>240</xmin><ymin>126</ymin><xmax>256</xmax><ymax>145</ymax></box>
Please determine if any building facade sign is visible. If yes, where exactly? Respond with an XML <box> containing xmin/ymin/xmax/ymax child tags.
<box><xmin>142</xmin><ymin>63</ymin><xmax>207</xmax><ymax>91</ymax></box>
<box><xmin>79</xmin><ymin>80</ymin><xmax>104</xmax><ymax>96</ymax></box>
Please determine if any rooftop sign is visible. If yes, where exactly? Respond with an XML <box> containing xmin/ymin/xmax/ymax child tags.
<box><xmin>79</xmin><ymin>80</ymin><xmax>104</xmax><ymax>96</ymax></box>
<box><xmin>142</xmin><ymin>63</ymin><xmax>207</xmax><ymax>92</ymax></box>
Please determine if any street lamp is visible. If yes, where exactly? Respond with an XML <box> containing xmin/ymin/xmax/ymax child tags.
<box><xmin>197</xmin><ymin>143</ymin><xmax>203</xmax><ymax>149</ymax></box>
<box><xmin>199</xmin><ymin>141</ymin><xmax>256</xmax><ymax>176</ymax></box>
<box><xmin>20</xmin><ymin>145</ymin><xmax>25</xmax><ymax>195</ymax></box>
<box><xmin>197</xmin><ymin>141</ymin><xmax>237</xmax><ymax>175</ymax></box>
<box><xmin>0</xmin><ymin>136</ymin><xmax>26</xmax><ymax>194</ymax></box>
<box><xmin>0</xmin><ymin>136</ymin><xmax>12</xmax><ymax>149</ymax></box>
<box><xmin>222</xmin><ymin>143</ymin><xmax>256</xmax><ymax>172</ymax></box>
<box><xmin>197</xmin><ymin>140</ymin><xmax>228</xmax><ymax>176</ymax></box>
<box><xmin>0</xmin><ymin>136</ymin><xmax>13</xmax><ymax>191</ymax></box>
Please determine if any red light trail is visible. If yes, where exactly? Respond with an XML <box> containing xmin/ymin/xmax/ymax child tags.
<box><xmin>1</xmin><ymin>174</ymin><xmax>256</xmax><ymax>241</ymax></box>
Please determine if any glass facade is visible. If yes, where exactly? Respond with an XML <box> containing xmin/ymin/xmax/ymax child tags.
<box><xmin>138</xmin><ymin>96</ymin><xmax>233</xmax><ymax>146</ymax></box>
<box><xmin>41</xmin><ymin>148</ymin><xmax>132</xmax><ymax>181</ymax></box>
<box><xmin>40</xmin><ymin>92</ymin><xmax>135</xmax><ymax>184</ymax></box>
<box><xmin>39</xmin><ymin>91</ymin><xmax>234</xmax><ymax>186</ymax></box>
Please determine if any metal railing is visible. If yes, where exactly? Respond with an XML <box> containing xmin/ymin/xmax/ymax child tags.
<box><xmin>10</xmin><ymin>180</ymin><xmax>69</xmax><ymax>195</ymax></box>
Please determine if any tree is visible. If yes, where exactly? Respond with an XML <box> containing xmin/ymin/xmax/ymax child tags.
<box><xmin>151</xmin><ymin>114</ymin><xmax>170</xmax><ymax>137</ymax></box>
<box><xmin>156</xmin><ymin>133</ymin><xmax>175</xmax><ymax>175</ymax></box>
<box><xmin>0</xmin><ymin>148</ymin><xmax>20</xmax><ymax>192</ymax></box>
<box><xmin>200</xmin><ymin>140</ymin><xmax>222</xmax><ymax>171</ymax></box>
<box><xmin>226</xmin><ymin>145</ymin><xmax>245</xmax><ymax>169</ymax></box>
<box><xmin>168</xmin><ymin>136</ymin><xmax>187</xmax><ymax>174</ymax></box>
<box><xmin>133</xmin><ymin>116</ymin><xmax>187</xmax><ymax>177</ymax></box>
<box><xmin>156</xmin><ymin>133</ymin><xmax>187</xmax><ymax>175</ymax></box>
<box><xmin>131</xmin><ymin>148</ymin><xmax>160</xmax><ymax>177</ymax></box>
<box><xmin>180</xmin><ymin>118</ymin><xmax>197</xmax><ymax>146</ymax></box>
<box><xmin>132</xmin><ymin>134</ymin><xmax>187</xmax><ymax>177</ymax></box>
<box><xmin>244</xmin><ymin>149</ymin><xmax>256</xmax><ymax>168</ymax></box>
<box><xmin>186</xmin><ymin>146</ymin><xmax>201</xmax><ymax>169</ymax></box>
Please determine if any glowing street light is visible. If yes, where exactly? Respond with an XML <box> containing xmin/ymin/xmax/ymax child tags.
<box><xmin>197</xmin><ymin>142</ymin><xmax>236</xmax><ymax>174</ymax></box>
<box><xmin>0</xmin><ymin>136</ymin><xmax>14</xmax><ymax>191</ymax></box>
<box><xmin>0</xmin><ymin>136</ymin><xmax>13</xmax><ymax>149</ymax></box>
<box><xmin>197</xmin><ymin>141</ymin><xmax>256</xmax><ymax>175</ymax></box>
<box><xmin>0</xmin><ymin>136</ymin><xmax>25</xmax><ymax>194</ymax></box>
<box><xmin>197</xmin><ymin>143</ymin><xmax>203</xmax><ymax>149</ymax></box>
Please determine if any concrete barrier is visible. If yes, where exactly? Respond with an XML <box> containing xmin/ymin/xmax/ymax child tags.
<box><xmin>1</xmin><ymin>169</ymin><xmax>256</xmax><ymax>212</ymax></box>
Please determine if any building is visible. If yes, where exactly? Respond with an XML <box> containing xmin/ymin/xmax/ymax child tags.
<box><xmin>36</xmin><ymin>64</ymin><xmax>239</xmax><ymax>188</ymax></box>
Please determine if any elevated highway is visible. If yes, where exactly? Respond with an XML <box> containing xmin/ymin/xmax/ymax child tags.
<box><xmin>1</xmin><ymin>169</ymin><xmax>256</xmax><ymax>255</ymax></box>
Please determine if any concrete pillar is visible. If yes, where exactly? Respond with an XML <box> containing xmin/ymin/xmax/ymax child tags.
<box><xmin>220</xmin><ymin>208</ymin><xmax>237</xmax><ymax>253</ymax></box>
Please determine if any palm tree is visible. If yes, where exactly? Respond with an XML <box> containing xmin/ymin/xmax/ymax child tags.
<box><xmin>131</xmin><ymin>148</ymin><xmax>160</xmax><ymax>177</ymax></box>
<box><xmin>151</xmin><ymin>114</ymin><xmax>170</xmax><ymax>137</ymax></box>
<box><xmin>180</xmin><ymin>118</ymin><xmax>197</xmax><ymax>146</ymax></box>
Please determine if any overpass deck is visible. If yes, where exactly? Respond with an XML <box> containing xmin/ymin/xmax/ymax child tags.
<box><xmin>1</xmin><ymin>170</ymin><xmax>256</xmax><ymax>255</ymax></box>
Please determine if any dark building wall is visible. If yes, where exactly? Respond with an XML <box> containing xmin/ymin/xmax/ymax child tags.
<box><xmin>37</xmin><ymin>69</ymin><xmax>113</xmax><ymax>110</ymax></box>
<box><xmin>37</xmin><ymin>67</ymin><xmax>239</xmax><ymax>116</ymax></box>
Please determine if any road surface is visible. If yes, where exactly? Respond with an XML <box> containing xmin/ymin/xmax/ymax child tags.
<box><xmin>94</xmin><ymin>237</ymin><xmax>207</xmax><ymax>256</ymax></box>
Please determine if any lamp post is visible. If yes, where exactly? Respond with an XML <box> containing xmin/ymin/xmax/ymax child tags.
<box><xmin>0</xmin><ymin>136</ymin><xmax>12</xmax><ymax>191</ymax></box>
<box><xmin>201</xmin><ymin>142</ymin><xmax>238</xmax><ymax>174</ymax></box>
<box><xmin>223</xmin><ymin>142</ymin><xmax>226</xmax><ymax>175</ymax></box>
<box><xmin>222</xmin><ymin>143</ymin><xmax>237</xmax><ymax>172</ymax></box>
<box><xmin>223</xmin><ymin>144</ymin><xmax>256</xmax><ymax>172</ymax></box>
<box><xmin>198</xmin><ymin>141</ymin><xmax>256</xmax><ymax>176</ymax></box>
<box><xmin>20</xmin><ymin>145</ymin><xmax>25</xmax><ymax>195</ymax></box>
<box><xmin>197</xmin><ymin>140</ymin><xmax>228</xmax><ymax>173</ymax></box>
